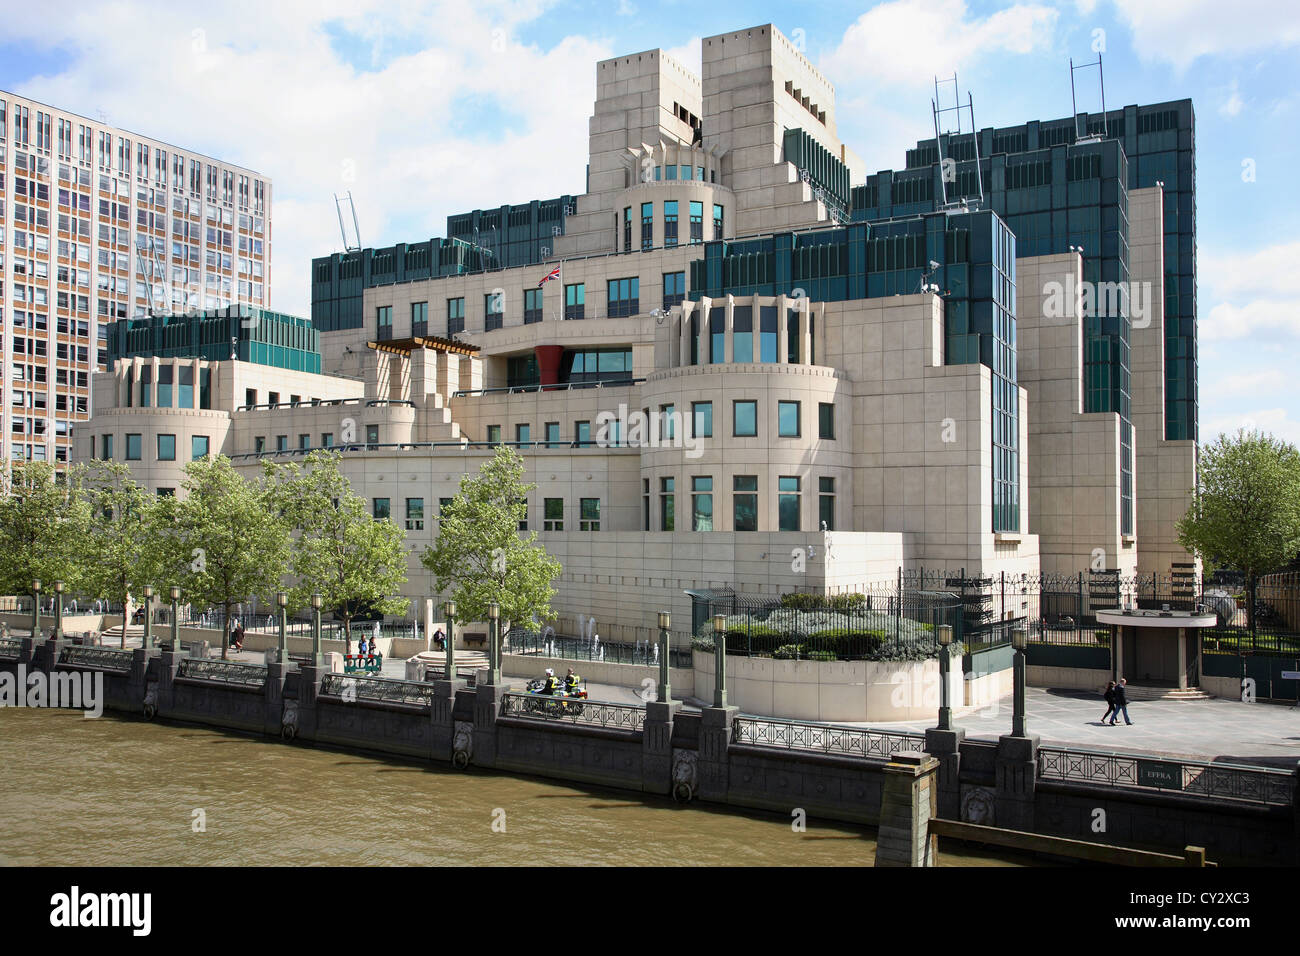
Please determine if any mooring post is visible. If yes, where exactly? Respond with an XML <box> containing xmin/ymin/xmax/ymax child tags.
<box><xmin>875</xmin><ymin>750</ymin><xmax>940</xmax><ymax>867</ymax></box>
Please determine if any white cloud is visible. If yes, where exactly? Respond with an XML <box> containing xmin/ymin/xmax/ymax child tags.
<box><xmin>5</xmin><ymin>0</ymin><xmax>609</xmax><ymax>316</ymax></box>
<box><xmin>663</xmin><ymin>36</ymin><xmax>702</xmax><ymax>79</ymax></box>
<box><xmin>1112</xmin><ymin>0</ymin><xmax>1300</xmax><ymax>70</ymax></box>
<box><xmin>821</xmin><ymin>0</ymin><xmax>1058</xmax><ymax>89</ymax></box>
<box><xmin>1202</xmin><ymin>407</ymin><xmax>1300</xmax><ymax>449</ymax></box>
<box><xmin>1199</xmin><ymin>241</ymin><xmax>1300</xmax><ymax>341</ymax></box>
<box><xmin>1219</xmin><ymin>79</ymin><xmax>1245</xmax><ymax>117</ymax></box>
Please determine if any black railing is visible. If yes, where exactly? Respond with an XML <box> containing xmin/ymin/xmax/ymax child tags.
<box><xmin>57</xmin><ymin>646</ymin><xmax>133</xmax><ymax>672</ymax></box>
<box><xmin>176</xmin><ymin>658</ymin><xmax>268</xmax><ymax>685</ymax></box>
<box><xmin>319</xmin><ymin>673</ymin><xmax>435</xmax><ymax>708</ymax></box>
<box><xmin>500</xmin><ymin>692</ymin><xmax>645</xmax><ymax>731</ymax></box>
<box><xmin>0</xmin><ymin>639</ymin><xmax>22</xmax><ymax>660</ymax></box>
<box><xmin>1038</xmin><ymin>746</ymin><xmax>1295</xmax><ymax>807</ymax></box>
<box><xmin>732</xmin><ymin>716</ymin><xmax>925</xmax><ymax>759</ymax></box>
<box><xmin>504</xmin><ymin>627</ymin><xmax>693</xmax><ymax>669</ymax></box>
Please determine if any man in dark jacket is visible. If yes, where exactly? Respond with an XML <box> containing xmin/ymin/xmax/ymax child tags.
<box><xmin>1109</xmin><ymin>678</ymin><xmax>1132</xmax><ymax>725</ymax></box>
<box><xmin>1101</xmin><ymin>681</ymin><xmax>1117</xmax><ymax>723</ymax></box>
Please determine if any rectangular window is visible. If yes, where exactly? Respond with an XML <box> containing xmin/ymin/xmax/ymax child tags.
<box><xmin>139</xmin><ymin>366</ymin><xmax>152</xmax><ymax>406</ymax></box>
<box><xmin>659</xmin><ymin>477</ymin><xmax>675</xmax><ymax>531</ymax></box>
<box><xmin>623</xmin><ymin>206</ymin><xmax>632</xmax><ymax>253</ymax></box>
<box><xmin>689</xmin><ymin>200</ymin><xmax>704</xmax><ymax>244</ymax></box>
<box><xmin>101</xmin><ymin>434</ymin><xmax>114</xmax><ymax>460</ymax></box>
<box><xmin>641</xmin><ymin>202</ymin><xmax>654</xmax><ymax>251</ymax></box>
<box><xmin>779</xmin><ymin>476</ymin><xmax>801</xmax><ymax>532</ymax></box>
<box><xmin>819</xmin><ymin>477</ymin><xmax>835</xmax><ymax>531</ymax></box>
<box><xmin>663</xmin><ymin>200</ymin><xmax>678</xmax><ymax>247</ymax></box>
<box><xmin>607</xmin><ymin>277</ymin><xmax>639</xmax><ymax>317</ymax></box>
<box><xmin>516</xmin><ymin>423</ymin><xmax>531</xmax><ymax>445</ymax></box>
<box><xmin>299</xmin><ymin>434</ymin><xmax>310</xmax><ymax>450</ymax></box>
<box><xmin>575</xmin><ymin>420</ymin><xmax>591</xmax><ymax>447</ymax></box>
<box><xmin>818</xmin><ymin>403</ymin><xmax>835</xmax><ymax>440</ymax></box>
<box><xmin>643</xmin><ymin>479</ymin><xmax>651</xmax><ymax>531</ymax></box>
<box><xmin>366</xmin><ymin>424</ymin><xmax>379</xmax><ymax>448</ymax></box>
<box><xmin>405</xmin><ymin>498</ymin><xmax>425</xmax><ymax>531</ymax></box>
<box><xmin>447</xmin><ymin>297</ymin><xmax>465</xmax><ymax>336</ymax></box>
<box><xmin>713</xmin><ymin>203</ymin><xmax>724</xmax><ymax>240</ymax></box>
<box><xmin>760</xmin><ymin>306</ymin><xmax>779</xmax><ymax>363</ymax></box>
<box><xmin>787</xmin><ymin>310</ymin><xmax>801</xmax><ymax>364</ymax></box>
<box><xmin>245</xmin><ymin>388</ymin><xmax>257</xmax><ymax>407</ymax></box>
<box><xmin>178</xmin><ymin>366</ymin><xmax>194</xmax><ymax>408</ymax></box>
<box><xmin>255</xmin><ymin>436</ymin><xmax>266</xmax><ymax>454</ymax></box>
<box><xmin>580</xmin><ymin>497</ymin><xmax>600</xmax><ymax>531</ymax></box>
<box><xmin>518</xmin><ymin>497</ymin><xmax>529</xmax><ymax>532</ymax></box>
<box><xmin>692</xmin><ymin>476</ymin><xmax>713</xmax><ymax>531</ymax></box>
<box><xmin>734</xmin><ymin>475</ymin><xmax>758</xmax><ymax>532</ymax></box>
<box><xmin>524</xmin><ymin>288</ymin><xmax>543</xmax><ymax>324</ymax></box>
<box><xmin>322</xmin><ymin>433</ymin><xmax>334</xmax><ymax>447</ymax></box>
<box><xmin>377</xmin><ymin>305</ymin><xmax>393</xmax><ymax>340</ymax></box>
<box><xmin>484</xmin><ymin>292</ymin><xmax>503</xmax><ymax>331</ymax></box>
<box><xmin>692</xmin><ymin>401</ymin><xmax>713</xmax><ymax>438</ymax></box>
<box><xmin>663</xmin><ymin>271</ymin><xmax>685</xmax><ymax>310</ymax></box>
<box><xmin>411</xmin><ymin>301</ymin><xmax>428</xmax><ymax>338</ymax></box>
<box><xmin>545</xmin><ymin>422</ymin><xmax>560</xmax><ymax>448</ymax></box>
<box><xmin>564</xmin><ymin>283</ymin><xmax>584</xmax><ymax>320</ymax></box>
<box><xmin>733</xmin><ymin>400</ymin><xmax>757</xmax><ymax>437</ymax></box>
<box><xmin>157</xmin><ymin>433</ymin><xmax>176</xmax><ymax>461</ymax></box>
<box><xmin>276</xmin><ymin>435</ymin><xmax>288</xmax><ymax>452</ymax></box>
<box><xmin>778</xmin><ymin>400</ymin><xmax>801</xmax><ymax>437</ymax></box>
<box><xmin>191</xmin><ymin>435</ymin><xmax>209</xmax><ymax>459</ymax></box>
<box><xmin>658</xmin><ymin>404</ymin><xmax>676</xmax><ymax>442</ymax></box>
<box><xmin>373</xmin><ymin>498</ymin><xmax>391</xmax><ymax>520</ymax></box>
<box><xmin>486</xmin><ymin>425</ymin><xmax>502</xmax><ymax>444</ymax></box>
<box><xmin>544</xmin><ymin>497</ymin><xmax>564</xmax><ymax>531</ymax></box>
<box><xmin>733</xmin><ymin>306</ymin><xmax>753</xmax><ymax>363</ymax></box>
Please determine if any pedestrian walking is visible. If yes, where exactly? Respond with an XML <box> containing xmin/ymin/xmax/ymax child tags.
<box><xmin>1110</xmin><ymin>678</ymin><xmax>1133</xmax><ymax>725</ymax></box>
<box><xmin>1101</xmin><ymin>680</ymin><xmax>1117</xmax><ymax>724</ymax></box>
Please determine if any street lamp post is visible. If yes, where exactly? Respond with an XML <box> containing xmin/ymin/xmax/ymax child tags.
<box><xmin>443</xmin><ymin>601</ymin><xmax>457</xmax><ymax>680</ymax></box>
<box><xmin>1011</xmin><ymin>625</ymin><xmax>1029</xmax><ymax>737</ymax></box>
<box><xmin>31</xmin><ymin>580</ymin><xmax>41</xmax><ymax>638</ymax></box>
<box><xmin>169</xmin><ymin>586</ymin><xmax>180</xmax><ymax>649</ymax></box>
<box><xmin>486</xmin><ymin>602</ymin><xmax>500</xmax><ymax>685</ymax></box>
<box><xmin>142</xmin><ymin>584</ymin><xmax>154</xmax><ymax>650</ymax></box>
<box><xmin>712</xmin><ymin>613</ymin><xmax>727</xmax><ymax>708</ymax></box>
<box><xmin>311</xmin><ymin>593</ymin><xmax>323</xmax><ymax>667</ymax></box>
<box><xmin>53</xmin><ymin>580</ymin><xmax>64</xmax><ymax>641</ymax></box>
<box><xmin>277</xmin><ymin>592</ymin><xmax>288</xmax><ymax>662</ymax></box>
<box><xmin>657</xmin><ymin>611</ymin><xmax>672</xmax><ymax>703</ymax></box>
<box><xmin>937</xmin><ymin>624</ymin><xmax>953</xmax><ymax>731</ymax></box>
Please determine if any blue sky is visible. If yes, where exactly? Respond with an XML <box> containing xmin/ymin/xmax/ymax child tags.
<box><xmin>2</xmin><ymin>0</ymin><xmax>1297</xmax><ymax>446</ymax></box>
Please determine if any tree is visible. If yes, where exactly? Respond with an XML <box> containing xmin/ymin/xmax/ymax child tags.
<box><xmin>158</xmin><ymin>455</ymin><xmax>292</xmax><ymax>659</ymax></box>
<box><xmin>421</xmin><ymin>445</ymin><xmax>562</xmax><ymax>630</ymax></box>
<box><xmin>263</xmin><ymin>450</ymin><xmax>409</xmax><ymax>653</ymax></box>
<box><xmin>1177</xmin><ymin>429</ymin><xmax>1300</xmax><ymax>631</ymax></box>
<box><xmin>0</xmin><ymin>460</ymin><xmax>91</xmax><ymax>602</ymax></box>
<box><xmin>80</xmin><ymin>461</ymin><xmax>162</xmax><ymax>647</ymax></box>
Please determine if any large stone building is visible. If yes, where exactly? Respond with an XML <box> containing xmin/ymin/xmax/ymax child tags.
<box><xmin>0</xmin><ymin>89</ymin><xmax>271</xmax><ymax>469</ymax></box>
<box><xmin>72</xmin><ymin>24</ymin><xmax>1197</xmax><ymax>640</ymax></box>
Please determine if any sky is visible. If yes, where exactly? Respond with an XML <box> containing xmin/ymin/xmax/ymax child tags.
<box><xmin>1</xmin><ymin>0</ymin><xmax>1297</xmax><ymax>447</ymax></box>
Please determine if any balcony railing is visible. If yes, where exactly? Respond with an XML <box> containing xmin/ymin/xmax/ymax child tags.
<box><xmin>732</xmin><ymin>716</ymin><xmax>926</xmax><ymax>760</ymax></box>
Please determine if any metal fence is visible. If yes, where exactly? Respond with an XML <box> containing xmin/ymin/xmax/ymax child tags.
<box><xmin>1038</xmin><ymin>746</ymin><xmax>1295</xmax><ymax>807</ymax></box>
<box><xmin>175</xmin><ymin>658</ymin><xmax>268</xmax><ymax>686</ymax></box>
<box><xmin>504</xmin><ymin>627</ymin><xmax>693</xmax><ymax>669</ymax></box>
<box><xmin>732</xmin><ymin>716</ymin><xmax>926</xmax><ymax>760</ymax></box>
<box><xmin>57</xmin><ymin>646</ymin><xmax>134</xmax><ymax>673</ymax></box>
<box><xmin>319</xmin><ymin>673</ymin><xmax>436</xmax><ymax>708</ymax></box>
<box><xmin>0</xmin><ymin>639</ymin><xmax>23</xmax><ymax>660</ymax></box>
<box><xmin>500</xmin><ymin>692</ymin><xmax>646</xmax><ymax>731</ymax></box>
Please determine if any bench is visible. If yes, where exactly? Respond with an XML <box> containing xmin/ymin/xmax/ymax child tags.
<box><xmin>343</xmin><ymin>654</ymin><xmax>383</xmax><ymax>675</ymax></box>
<box><xmin>462</xmin><ymin>632</ymin><xmax>488</xmax><ymax>649</ymax></box>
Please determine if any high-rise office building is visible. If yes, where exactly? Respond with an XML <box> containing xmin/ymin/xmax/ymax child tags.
<box><xmin>0</xmin><ymin>91</ymin><xmax>271</xmax><ymax>467</ymax></box>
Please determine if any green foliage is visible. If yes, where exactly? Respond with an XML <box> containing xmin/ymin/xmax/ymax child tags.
<box><xmin>79</xmin><ymin>461</ymin><xmax>163</xmax><ymax>613</ymax></box>
<box><xmin>777</xmin><ymin>592</ymin><xmax>868</xmax><ymax>612</ymax></box>
<box><xmin>263</xmin><ymin>451</ymin><xmax>409</xmax><ymax>645</ymax></box>
<box><xmin>155</xmin><ymin>455</ymin><xmax>292</xmax><ymax>658</ymax></box>
<box><xmin>420</xmin><ymin>446</ymin><xmax>562</xmax><ymax>627</ymax></box>
<box><xmin>0</xmin><ymin>460</ymin><xmax>91</xmax><ymax>597</ymax></box>
<box><xmin>1177</xmin><ymin>429</ymin><xmax>1300</xmax><ymax>629</ymax></box>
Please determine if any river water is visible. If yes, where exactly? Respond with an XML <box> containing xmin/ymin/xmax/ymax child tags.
<box><xmin>0</xmin><ymin>710</ymin><xmax>1026</xmax><ymax>866</ymax></box>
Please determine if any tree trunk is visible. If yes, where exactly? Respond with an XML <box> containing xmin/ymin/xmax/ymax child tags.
<box><xmin>342</xmin><ymin>612</ymin><xmax>351</xmax><ymax>656</ymax></box>
<box><xmin>121</xmin><ymin>584</ymin><xmax>130</xmax><ymax>649</ymax></box>
<box><xmin>222</xmin><ymin>599</ymin><xmax>231</xmax><ymax>661</ymax></box>
<box><xmin>1246</xmin><ymin>570</ymin><xmax>1257</xmax><ymax>639</ymax></box>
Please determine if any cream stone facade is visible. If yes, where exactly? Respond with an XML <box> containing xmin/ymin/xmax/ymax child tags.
<box><xmin>72</xmin><ymin>23</ymin><xmax>1198</xmax><ymax>643</ymax></box>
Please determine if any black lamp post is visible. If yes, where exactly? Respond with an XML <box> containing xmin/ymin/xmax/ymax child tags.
<box><xmin>310</xmin><ymin>593</ymin><xmax>323</xmax><ymax>666</ymax></box>
<box><xmin>53</xmin><ymin>580</ymin><xmax>64</xmax><ymax>640</ymax></box>
<box><xmin>1011</xmin><ymin>625</ymin><xmax>1029</xmax><ymax>737</ymax></box>
<box><xmin>487</xmin><ymin>602</ymin><xmax>500</xmax><ymax>685</ymax></box>
<box><xmin>657</xmin><ymin>611</ymin><xmax>671</xmax><ymax>703</ymax></box>
<box><xmin>937</xmin><ymin>624</ymin><xmax>953</xmax><ymax>731</ymax></box>
<box><xmin>277</xmin><ymin>591</ymin><xmax>288</xmax><ymax>662</ymax></box>
<box><xmin>31</xmin><ymin>580</ymin><xmax>41</xmax><ymax>638</ymax></box>
<box><xmin>142</xmin><ymin>584</ymin><xmax>154</xmax><ymax>649</ymax></box>
<box><xmin>169</xmin><ymin>586</ymin><xmax>181</xmax><ymax>649</ymax></box>
<box><xmin>443</xmin><ymin>600</ymin><xmax>456</xmax><ymax>680</ymax></box>
<box><xmin>712</xmin><ymin>612</ymin><xmax>727</xmax><ymax>707</ymax></box>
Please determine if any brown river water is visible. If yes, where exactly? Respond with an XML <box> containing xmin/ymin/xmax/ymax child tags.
<box><xmin>0</xmin><ymin>709</ymin><xmax>1029</xmax><ymax>866</ymax></box>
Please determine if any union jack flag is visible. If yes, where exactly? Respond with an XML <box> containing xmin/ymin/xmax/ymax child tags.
<box><xmin>538</xmin><ymin>266</ymin><xmax>561</xmax><ymax>286</ymax></box>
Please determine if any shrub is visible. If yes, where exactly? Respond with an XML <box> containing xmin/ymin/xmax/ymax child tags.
<box><xmin>773</xmin><ymin>643</ymin><xmax>806</xmax><ymax>660</ymax></box>
<box><xmin>807</xmin><ymin>650</ymin><xmax>838</xmax><ymax>662</ymax></box>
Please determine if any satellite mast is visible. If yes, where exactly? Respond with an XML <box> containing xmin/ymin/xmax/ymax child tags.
<box><xmin>932</xmin><ymin>73</ymin><xmax>984</xmax><ymax>210</ymax></box>
<box><xmin>334</xmin><ymin>191</ymin><xmax>362</xmax><ymax>252</ymax></box>
<box><xmin>1069</xmin><ymin>54</ymin><xmax>1107</xmax><ymax>142</ymax></box>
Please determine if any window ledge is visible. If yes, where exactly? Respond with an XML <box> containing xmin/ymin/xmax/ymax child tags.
<box><xmin>994</xmin><ymin>532</ymin><xmax>1021</xmax><ymax>543</ymax></box>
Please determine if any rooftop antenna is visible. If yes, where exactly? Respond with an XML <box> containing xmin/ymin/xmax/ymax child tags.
<box><xmin>932</xmin><ymin>73</ymin><xmax>984</xmax><ymax>210</ymax></box>
<box><xmin>334</xmin><ymin>191</ymin><xmax>362</xmax><ymax>252</ymax></box>
<box><xmin>1069</xmin><ymin>53</ymin><xmax>1107</xmax><ymax>142</ymax></box>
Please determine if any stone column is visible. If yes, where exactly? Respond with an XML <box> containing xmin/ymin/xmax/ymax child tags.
<box><xmin>994</xmin><ymin>733</ymin><xmax>1039</xmax><ymax>831</ymax></box>
<box><xmin>696</xmin><ymin>704</ymin><xmax>739</xmax><ymax>802</ymax></box>
<box><xmin>472</xmin><ymin>682</ymin><xmax>505</xmax><ymax>769</ymax></box>
<box><xmin>155</xmin><ymin>647</ymin><xmax>183</xmax><ymax>717</ymax></box>
<box><xmin>1176</xmin><ymin>626</ymin><xmax>1187</xmax><ymax>690</ymax></box>
<box><xmin>295</xmin><ymin>664</ymin><xmax>327</xmax><ymax>743</ymax></box>
<box><xmin>430</xmin><ymin>676</ymin><xmax>462</xmax><ymax>763</ymax></box>
<box><xmin>642</xmin><ymin>700</ymin><xmax>682</xmax><ymax>795</ymax></box>
<box><xmin>923</xmin><ymin>726</ymin><xmax>966</xmax><ymax>821</ymax></box>
<box><xmin>264</xmin><ymin>661</ymin><xmax>290</xmax><ymax>737</ymax></box>
<box><xmin>875</xmin><ymin>750</ymin><xmax>940</xmax><ymax>867</ymax></box>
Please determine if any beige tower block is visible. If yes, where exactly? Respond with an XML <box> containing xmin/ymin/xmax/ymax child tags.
<box><xmin>1016</xmin><ymin>252</ymin><xmax>1137</xmax><ymax>577</ymax></box>
<box><xmin>1128</xmin><ymin>186</ymin><xmax>1198</xmax><ymax>577</ymax></box>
